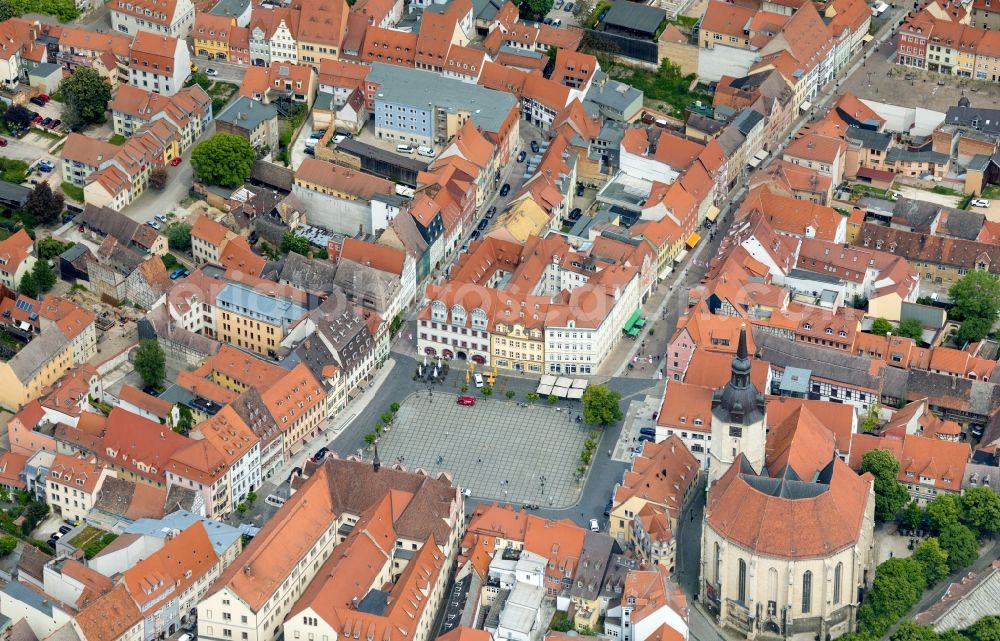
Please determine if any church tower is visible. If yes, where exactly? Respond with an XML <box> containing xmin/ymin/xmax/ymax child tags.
<box><xmin>708</xmin><ymin>324</ymin><xmax>767</xmax><ymax>485</ymax></box>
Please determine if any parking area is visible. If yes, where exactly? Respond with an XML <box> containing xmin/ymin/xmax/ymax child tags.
<box><xmin>377</xmin><ymin>390</ymin><xmax>592</xmax><ymax>508</ymax></box>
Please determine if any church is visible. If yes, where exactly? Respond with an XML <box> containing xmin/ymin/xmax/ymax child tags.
<box><xmin>699</xmin><ymin>326</ymin><xmax>876</xmax><ymax>640</ymax></box>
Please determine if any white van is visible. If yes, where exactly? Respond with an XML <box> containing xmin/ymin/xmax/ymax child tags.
<box><xmin>474</xmin><ymin>373</ymin><xmax>484</xmax><ymax>388</ymax></box>
<box><xmin>417</xmin><ymin>145</ymin><xmax>435</xmax><ymax>157</ymax></box>
<box><xmin>397</xmin><ymin>144</ymin><xmax>414</xmax><ymax>153</ymax></box>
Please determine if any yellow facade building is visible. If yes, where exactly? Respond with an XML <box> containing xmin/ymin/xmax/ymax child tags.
<box><xmin>214</xmin><ymin>282</ymin><xmax>308</xmax><ymax>357</ymax></box>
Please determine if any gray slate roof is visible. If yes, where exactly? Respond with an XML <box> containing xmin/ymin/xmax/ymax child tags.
<box><xmin>217</xmin><ymin>96</ymin><xmax>278</xmax><ymax>131</ymax></box>
<box><xmin>367</xmin><ymin>63</ymin><xmax>517</xmax><ymax>135</ymax></box>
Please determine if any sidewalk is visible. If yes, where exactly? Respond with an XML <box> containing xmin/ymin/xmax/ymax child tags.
<box><xmin>267</xmin><ymin>356</ymin><xmax>399</xmax><ymax>484</ymax></box>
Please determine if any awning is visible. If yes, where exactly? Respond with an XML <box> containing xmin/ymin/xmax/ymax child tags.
<box><xmin>686</xmin><ymin>232</ymin><xmax>700</xmax><ymax>248</ymax></box>
<box><xmin>748</xmin><ymin>156</ymin><xmax>763</xmax><ymax>168</ymax></box>
<box><xmin>754</xmin><ymin>149</ymin><xmax>768</xmax><ymax>161</ymax></box>
<box><xmin>863</xmin><ymin>34</ymin><xmax>874</xmax><ymax>43</ymax></box>
<box><xmin>623</xmin><ymin>309</ymin><xmax>642</xmax><ymax>332</ymax></box>
<box><xmin>706</xmin><ymin>206</ymin><xmax>720</xmax><ymax>222</ymax></box>
<box><xmin>800</xmin><ymin>100</ymin><xmax>813</xmax><ymax>112</ymax></box>
<box><xmin>674</xmin><ymin>249</ymin><xmax>689</xmax><ymax>263</ymax></box>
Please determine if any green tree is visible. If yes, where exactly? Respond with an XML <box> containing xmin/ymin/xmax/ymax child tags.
<box><xmin>525</xmin><ymin>392</ymin><xmax>539</xmax><ymax>402</ymax></box>
<box><xmin>18</xmin><ymin>271</ymin><xmax>37</xmax><ymax>298</ymax></box>
<box><xmin>37</xmin><ymin>237</ymin><xmax>71</xmax><ymax>260</ymax></box>
<box><xmin>958</xmin><ymin>317</ymin><xmax>994</xmax><ymax>344</ymax></box>
<box><xmin>859</xmin><ymin>557</ymin><xmax>926</xmax><ymax>637</ymax></box>
<box><xmin>871</xmin><ymin>317</ymin><xmax>893</xmax><ymax>336</ymax></box>
<box><xmin>191</xmin><ymin>134</ymin><xmax>255</xmax><ymax>187</ymax></box>
<box><xmin>481</xmin><ymin>385</ymin><xmax>493</xmax><ymax>396</ymax></box>
<box><xmin>133</xmin><ymin>339</ymin><xmax>166</xmax><ymax>389</ymax></box>
<box><xmin>897</xmin><ymin>318</ymin><xmax>924</xmax><ymax>341</ymax></box>
<box><xmin>246</xmin><ymin>491</ymin><xmax>257</xmax><ymax>504</ymax></box>
<box><xmin>0</xmin><ymin>534</ymin><xmax>16</xmax><ymax>557</ymax></box>
<box><xmin>860</xmin><ymin>449</ymin><xmax>910</xmax><ymax>521</ymax></box>
<box><xmin>967</xmin><ymin>616</ymin><xmax>1000</xmax><ymax>641</ymax></box>
<box><xmin>949</xmin><ymin>270</ymin><xmax>1000</xmax><ymax>322</ymax></box>
<box><xmin>390</xmin><ymin>402</ymin><xmax>400</xmax><ymax>413</ymax></box>
<box><xmin>506</xmin><ymin>390</ymin><xmax>516</xmax><ymax>399</ymax></box>
<box><xmin>891</xmin><ymin>622</ymin><xmax>938</xmax><ymax>641</ymax></box>
<box><xmin>25</xmin><ymin>182</ymin><xmax>64</xmax><ymax>225</ymax></box>
<box><xmin>166</xmin><ymin>222</ymin><xmax>191</xmax><ymax>251</ymax></box>
<box><xmin>0</xmin><ymin>0</ymin><xmax>16</xmax><ymax>22</ymax></box>
<box><xmin>364</xmin><ymin>433</ymin><xmax>377</xmax><ymax>446</ymax></box>
<box><xmin>514</xmin><ymin>0</ymin><xmax>553</xmax><ymax>19</ymax></box>
<box><xmin>861</xmin><ymin>403</ymin><xmax>881</xmax><ymax>433</ymax></box>
<box><xmin>581</xmin><ymin>384</ymin><xmax>623</xmax><ymax>425</ymax></box>
<box><xmin>3</xmin><ymin>104</ymin><xmax>31</xmax><ymax>128</ymax></box>
<box><xmin>547</xmin><ymin>394</ymin><xmax>558</xmax><ymax>405</ymax></box>
<box><xmin>174</xmin><ymin>404</ymin><xmax>193</xmax><ymax>435</ymax></box>
<box><xmin>927</xmin><ymin>494</ymin><xmax>961</xmax><ymax>533</ymax></box>
<box><xmin>149</xmin><ymin>167</ymin><xmax>168</xmax><ymax>190</ymax></box>
<box><xmin>237</xmin><ymin>502</ymin><xmax>248</xmax><ymax>514</ymax></box>
<box><xmin>32</xmin><ymin>259</ymin><xmax>55</xmax><ymax>293</ymax></box>
<box><xmin>389</xmin><ymin>314</ymin><xmax>403</xmax><ymax>337</ymax></box>
<box><xmin>899</xmin><ymin>500</ymin><xmax>924</xmax><ymax>531</ymax></box>
<box><xmin>939</xmin><ymin>522</ymin><xmax>978</xmax><ymax>571</ymax></box>
<box><xmin>912</xmin><ymin>537</ymin><xmax>950</xmax><ymax>586</ymax></box>
<box><xmin>280</xmin><ymin>232</ymin><xmax>310</xmax><ymax>255</ymax></box>
<box><xmin>380</xmin><ymin>411</ymin><xmax>394</xmax><ymax>425</ymax></box>
<box><xmin>961</xmin><ymin>486</ymin><xmax>1000</xmax><ymax>534</ymax></box>
<box><xmin>59</xmin><ymin>67</ymin><xmax>112</xmax><ymax>128</ymax></box>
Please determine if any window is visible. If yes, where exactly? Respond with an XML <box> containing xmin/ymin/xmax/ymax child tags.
<box><xmin>714</xmin><ymin>543</ymin><xmax>721</xmax><ymax>584</ymax></box>
<box><xmin>738</xmin><ymin>559</ymin><xmax>747</xmax><ymax>604</ymax></box>
<box><xmin>802</xmin><ymin>571</ymin><xmax>813</xmax><ymax>613</ymax></box>
<box><xmin>833</xmin><ymin>562</ymin><xmax>842</xmax><ymax>605</ymax></box>
<box><xmin>729</xmin><ymin>426</ymin><xmax>743</xmax><ymax>438</ymax></box>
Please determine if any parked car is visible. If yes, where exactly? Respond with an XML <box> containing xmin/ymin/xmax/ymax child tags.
<box><xmin>58</xmin><ymin>525</ymin><xmax>72</xmax><ymax>535</ymax></box>
<box><xmin>304</xmin><ymin>146</ymin><xmax>315</xmax><ymax>156</ymax></box>
<box><xmin>0</xmin><ymin>138</ymin><xmax>8</xmax><ymax>147</ymax></box>
<box><xmin>155</xmin><ymin>214</ymin><xmax>168</xmax><ymax>223</ymax></box>
<box><xmin>517</xmin><ymin>150</ymin><xmax>526</xmax><ymax>162</ymax></box>
<box><xmin>478</xmin><ymin>218</ymin><xmax>488</xmax><ymax>231</ymax></box>
<box><xmin>569</xmin><ymin>208</ymin><xmax>582</xmax><ymax>220</ymax></box>
<box><xmin>314</xmin><ymin>447</ymin><xmax>329</xmax><ymax>461</ymax></box>
<box><xmin>470</xmin><ymin>229</ymin><xmax>480</xmax><ymax>240</ymax></box>
<box><xmin>639</xmin><ymin>427</ymin><xmax>656</xmax><ymax>437</ymax></box>
<box><xmin>29</xmin><ymin>96</ymin><xmax>45</xmax><ymax>107</ymax></box>
<box><xmin>169</xmin><ymin>267</ymin><xmax>188</xmax><ymax>280</ymax></box>
<box><xmin>589</xmin><ymin>519</ymin><xmax>600</xmax><ymax>532</ymax></box>
<box><xmin>564</xmin><ymin>2</ymin><xmax>574</xmax><ymax>11</ymax></box>
<box><xmin>499</xmin><ymin>183</ymin><xmax>510</xmax><ymax>197</ymax></box>
<box><xmin>38</xmin><ymin>94</ymin><xmax>49</xmax><ymax>102</ymax></box>
<box><xmin>973</xmin><ymin>198</ymin><xmax>991</xmax><ymax>208</ymax></box>
<box><xmin>530</xmin><ymin>140</ymin><xmax>539</xmax><ymax>153</ymax></box>
<box><xmin>147</xmin><ymin>220</ymin><xmax>161</xmax><ymax>230</ymax></box>
<box><xmin>474</xmin><ymin>373</ymin><xmax>484</xmax><ymax>388</ymax></box>
<box><xmin>37</xmin><ymin>160</ymin><xmax>53</xmax><ymax>172</ymax></box>
<box><xmin>170</xmin><ymin>156</ymin><xmax>182</xmax><ymax>166</ymax></box>
<box><xmin>63</xmin><ymin>519</ymin><xmax>79</xmax><ymax>527</ymax></box>
<box><xmin>206</xmin><ymin>68</ymin><xmax>218</xmax><ymax>76</ymax></box>
<box><xmin>552</xmin><ymin>18</ymin><xmax>561</xmax><ymax>26</ymax></box>
<box><xmin>309</xmin><ymin>130</ymin><xmax>325</xmax><ymax>140</ymax></box>
<box><xmin>486</xmin><ymin>206</ymin><xmax>496</xmax><ymax>219</ymax></box>
<box><xmin>32</xmin><ymin>114</ymin><xmax>42</xmax><ymax>124</ymax></box>
<box><xmin>457</xmin><ymin>395</ymin><xmax>476</xmax><ymax>406</ymax></box>
<box><xmin>576</xmin><ymin>183</ymin><xmax>585</xmax><ymax>196</ymax></box>
<box><xmin>40</xmin><ymin>117</ymin><xmax>51</xmax><ymax>127</ymax></box>
<box><xmin>51</xmin><ymin>119</ymin><xmax>61</xmax><ymax>129</ymax></box>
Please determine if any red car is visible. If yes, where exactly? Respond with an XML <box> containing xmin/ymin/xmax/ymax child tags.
<box><xmin>170</xmin><ymin>156</ymin><xmax>182</xmax><ymax>167</ymax></box>
<box><xmin>456</xmin><ymin>395</ymin><xmax>476</xmax><ymax>406</ymax></box>
<box><xmin>0</xmin><ymin>138</ymin><xmax>8</xmax><ymax>147</ymax></box>
<box><xmin>32</xmin><ymin>114</ymin><xmax>41</xmax><ymax>124</ymax></box>
<box><xmin>38</xmin><ymin>94</ymin><xmax>49</xmax><ymax>102</ymax></box>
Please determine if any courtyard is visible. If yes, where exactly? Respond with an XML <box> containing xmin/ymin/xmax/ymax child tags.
<box><xmin>377</xmin><ymin>390</ymin><xmax>594</xmax><ymax>509</ymax></box>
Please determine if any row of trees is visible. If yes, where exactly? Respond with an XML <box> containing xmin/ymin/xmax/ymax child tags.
<box><xmin>888</xmin><ymin>617</ymin><xmax>1000</xmax><ymax>641</ymax></box>
<box><xmin>871</xmin><ymin>317</ymin><xmax>923</xmax><ymax>341</ymax></box>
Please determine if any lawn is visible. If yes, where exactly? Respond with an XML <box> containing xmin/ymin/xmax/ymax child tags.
<box><xmin>68</xmin><ymin>525</ymin><xmax>104</xmax><ymax>548</ymax></box>
<box><xmin>277</xmin><ymin>104</ymin><xmax>307</xmax><ymax>166</ymax></box>
<box><xmin>61</xmin><ymin>181</ymin><xmax>84</xmax><ymax>202</ymax></box>
<box><xmin>982</xmin><ymin>185</ymin><xmax>1000</xmax><ymax>199</ymax></box>
<box><xmin>668</xmin><ymin>14</ymin><xmax>698</xmax><ymax>28</ymax></box>
<box><xmin>0</xmin><ymin>157</ymin><xmax>28</xmax><ymax>184</ymax></box>
<box><xmin>108</xmin><ymin>133</ymin><xmax>126</xmax><ymax>145</ymax></box>
<box><xmin>207</xmin><ymin>81</ymin><xmax>239</xmax><ymax>113</ymax></box>
<box><xmin>31</xmin><ymin>127</ymin><xmax>62</xmax><ymax>141</ymax></box>
<box><xmin>601</xmin><ymin>58</ymin><xmax>712</xmax><ymax>117</ymax></box>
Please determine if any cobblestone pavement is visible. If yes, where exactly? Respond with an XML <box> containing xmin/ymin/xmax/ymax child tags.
<box><xmin>377</xmin><ymin>390</ymin><xmax>593</xmax><ymax>508</ymax></box>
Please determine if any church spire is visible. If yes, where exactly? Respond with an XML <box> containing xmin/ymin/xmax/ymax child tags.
<box><xmin>729</xmin><ymin>324</ymin><xmax>752</xmax><ymax>389</ymax></box>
